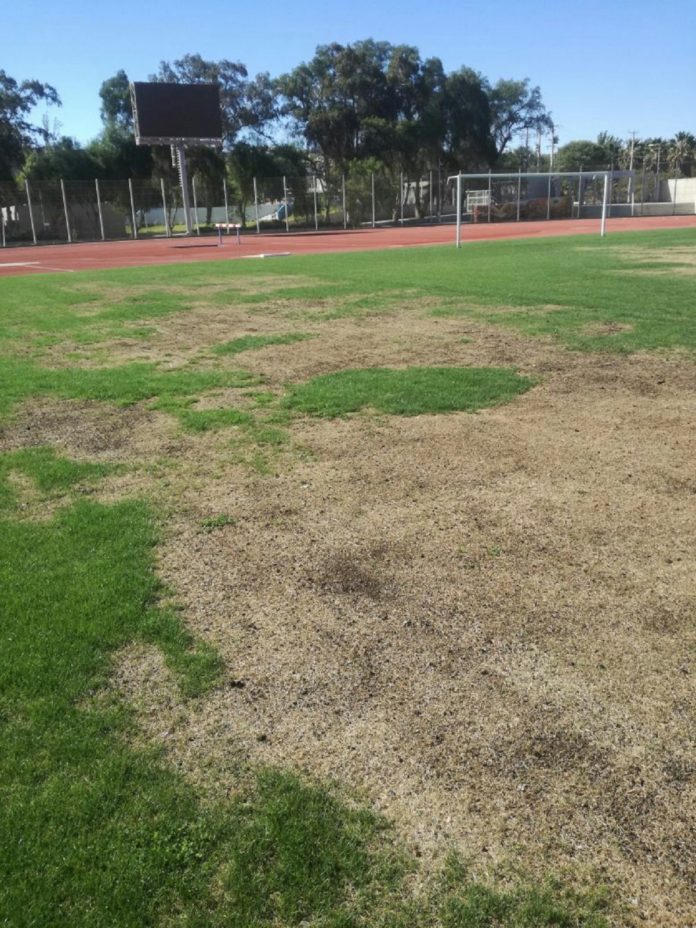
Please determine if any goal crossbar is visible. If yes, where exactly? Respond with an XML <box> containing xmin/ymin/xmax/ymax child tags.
<box><xmin>448</xmin><ymin>170</ymin><xmax>631</xmax><ymax>247</ymax></box>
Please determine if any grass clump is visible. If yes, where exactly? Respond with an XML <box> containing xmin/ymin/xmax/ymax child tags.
<box><xmin>439</xmin><ymin>855</ymin><xmax>609</xmax><ymax>928</ymax></box>
<box><xmin>199</xmin><ymin>513</ymin><xmax>237</xmax><ymax>532</ymax></box>
<box><xmin>0</xmin><ymin>447</ymin><xmax>114</xmax><ymax>512</ymax></box>
<box><xmin>219</xmin><ymin>769</ymin><xmax>399</xmax><ymax>927</ymax></box>
<box><xmin>285</xmin><ymin>366</ymin><xmax>534</xmax><ymax>418</ymax></box>
<box><xmin>177</xmin><ymin>406</ymin><xmax>254</xmax><ymax>433</ymax></box>
<box><xmin>0</xmin><ymin>357</ymin><xmax>258</xmax><ymax>419</ymax></box>
<box><xmin>213</xmin><ymin>332</ymin><xmax>313</xmax><ymax>356</ymax></box>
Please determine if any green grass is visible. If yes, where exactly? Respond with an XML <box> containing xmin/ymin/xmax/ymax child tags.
<box><xmin>0</xmin><ymin>283</ymin><xmax>191</xmax><ymax>349</ymax></box>
<box><xmin>0</xmin><ymin>446</ymin><xmax>115</xmax><ymax>512</ymax></box>
<box><xmin>285</xmin><ymin>366</ymin><xmax>534</xmax><ymax>418</ymax></box>
<box><xmin>0</xmin><ymin>500</ymin><xmax>224</xmax><ymax>926</ymax></box>
<box><xmin>440</xmin><ymin>862</ymin><xmax>609</xmax><ymax>928</ymax></box>
<box><xmin>0</xmin><ymin>357</ymin><xmax>258</xmax><ymax>418</ymax></box>
<box><xmin>176</xmin><ymin>406</ymin><xmax>255</xmax><ymax>432</ymax></box>
<box><xmin>213</xmin><ymin>332</ymin><xmax>313</xmax><ymax>355</ymax></box>
<box><xmin>3</xmin><ymin>229</ymin><xmax>695</xmax><ymax>356</ymax></box>
<box><xmin>199</xmin><ymin>513</ymin><xmax>237</xmax><ymax>532</ymax></box>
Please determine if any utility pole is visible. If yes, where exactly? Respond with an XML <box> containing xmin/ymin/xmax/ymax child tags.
<box><xmin>649</xmin><ymin>142</ymin><xmax>662</xmax><ymax>201</ymax></box>
<box><xmin>549</xmin><ymin>121</ymin><xmax>560</xmax><ymax>171</ymax></box>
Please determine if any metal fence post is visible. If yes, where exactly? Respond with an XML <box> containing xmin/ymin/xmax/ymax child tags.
<box><xmin>222</xmin><ymin>177</ymin><xmax>231</xmax><ymax>235</ymax></box>
<box><xmin>60</xmin><ymin>179</ymin><xmax>72</xmax><ymax>243</ymax></box>
<box><xmin>371</xmin><ymin>172</ymin><xmax>376</xmax><ymax>228</ymax></box>
<box><xmin>672</xmin><ymin>174</ymin><xmax>678</xmax><ymax>216</ymax></box>
<box><xmin>400</xmin><ymin>172</ymin><xmax>404</xmax><ymax>225</ymax></box>
<box><xmin>95</xmin><ymin>179</ymin><xmax>105</xmax><ymax>241</ymax></box>
<box><xmin>25</xmin><ymin>180</ymin><xmax>37</xmax><ymax>245</ymax></box>
<box><xmin>313</xmin><ymin>174</ymin><xmax>318</xmax><ymax>230</ymax></box>
<box><xmin>1</xmin><ymin>199</ymin><xmax>5</xmax><ymax>247</ymax></box>
<box><xmin>429</xmin><ymin>169</ymin><xmax>433</xmax><ymax>217</ymax></box>
<box><xmin>282</xmin><ymin>176</ymin><xmax>290</xmax><ymax>233</ymax></box>
<box><xmin>487</xmin><ymin>171</ymin><xmax>492</xmax><ymax>223</ymax></box>
<box><xmin>516</xmin><ymin>169</ymin><xmax>522</xmax><ymax>221</ymax></box>
<box><xmin>437</xmin><ymin>164</ymin><xmax>442</xmax><ymax>222</ymax></box>
<box><xmin>456</xmin><ymin>173</ymin><xmax>462</xmax><ymax>248</ymax></box>
<box><xmin>546</xmin><ymin>173</ymin><xmax>552</xmax><ymax>221</ymax></box>
<box><xmin>160</xmin><ymin>179</ymin><xmax>170</xmax><ymax>237</ymax></box>
<box><xmin>342</xmin><ymin>174</ymin><xmax>347</xmax><ymax>229</ymax></box>
<box><xmin>577</xmin><ymin>168</ymin><xmax>583</xmax><ymax>219</ymax></box>
<box><xmin>600</xmin><ymin>173</ymin><xmax>609</xmax><ymax>237</ymax></box>
<box><xmin>608</xmin><ymin>166</ymin><xmax>613</xmax><ymax>218</ymax></box>
<box><xmin>128</xmin><ymin>179</ymin><xmax>138</xmax><ymax>239</ymax></box>
<box><xmin>640</xmin><ymin>165</ymin><xmax>646</xmax><ymax>216</ymax></box>
<box><xmin>191</xmin><ymin>177</ymin><xmax>200</xmax><ymax>235</ymax></box>
<box><xmin>253</xmin><ymin>177</ymin><xmax>260</xmax><ymax>234</ymax></box>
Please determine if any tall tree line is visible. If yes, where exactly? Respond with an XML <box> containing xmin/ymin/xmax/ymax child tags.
<box><xmin>3</xmin><ymin>44</ymin><xmax>695</xmax><ymax>192</ymax></box>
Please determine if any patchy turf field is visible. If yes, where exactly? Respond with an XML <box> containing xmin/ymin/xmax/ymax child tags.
<box><xmin>1</xmin><ymin>230</ymin><xmax>694</xmax><ymax>927</ymax></box>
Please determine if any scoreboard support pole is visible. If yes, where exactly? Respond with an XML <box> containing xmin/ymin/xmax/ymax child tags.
<box><xmin>176</xmin><ymin>143</ymin><xmax>193</xmax><ymax>235</ymax></box>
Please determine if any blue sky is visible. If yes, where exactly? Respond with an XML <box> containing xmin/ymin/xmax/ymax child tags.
<box><xmin>6</xmin><ymin>0</ymin><xmax>696</xmax><ymax>150</ymax></box>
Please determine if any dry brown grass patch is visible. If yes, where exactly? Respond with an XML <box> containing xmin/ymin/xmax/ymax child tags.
<box><xmin>7</xmin><ymin>299</ymin><xmax>696</xmax><ymax>925</ymax></box>
<box><xmin>582</xmin><ymin>322</ymin><xmax>635</xmax><ymax>335</ymax></box>
<box><xmin>0</xmin><ymin>399</ymin><xmax>179</xmax><ymax>462</ymax></box>
<box><xmin>136</xmin><ymin>340</ymin><xmax>696</xmax><ymax>928</ymax></box>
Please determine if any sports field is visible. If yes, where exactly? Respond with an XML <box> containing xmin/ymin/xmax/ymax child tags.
<box><xmin>1</xmin><ymin>228</ymin><xmax>694</xmax><ymax>927</ymax></box>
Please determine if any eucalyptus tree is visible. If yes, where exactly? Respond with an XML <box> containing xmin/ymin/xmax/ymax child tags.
<box><xmin>277</xmin><ymin>40</ymin><xmax>394</xmax><ymax>171</ymax></box>
<box><xmin>442</xmin><ymin>68</ymin><xmax>495</xmax><ymax>171</ymax></box>
<box><xmin>0</xmin><ymin>70</ymin><xmax>60</xmax><ymax>179</ymax></box>
<box><xmin>152</xmin><ymin>54</ymin><xmax>276</xmax><ymax>146</ymax></box>
<box><xmin>278</xmin><ymin>40</ymin><xmax>494</xmax><ymax>183</ymax></box>
<box><xmin>485</xmin><ymin>77</ymin><xmax>550</xmax><ymax>158</ymax></box>
<box><xmin>555</xmin><ymin>140</ymin><xmax>610</xmax><ymax>171</ymax></box>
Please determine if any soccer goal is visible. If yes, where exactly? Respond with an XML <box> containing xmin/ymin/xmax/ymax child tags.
<box><xmin>448</xmin><ymin>170</ymin><xmax>629</xmax><ymax>247</ymax></box>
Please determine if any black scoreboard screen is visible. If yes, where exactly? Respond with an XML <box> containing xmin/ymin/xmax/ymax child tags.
<box><xmin>131</xmin><ymin>82</ymin><xmax>222</xmax><ymax>144</ymax></box>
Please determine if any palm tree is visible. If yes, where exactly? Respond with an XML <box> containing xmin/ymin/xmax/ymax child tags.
<box><xmin>667</xmin><ymin>132</ymin><xmax>696</xmax><ymax>177</ymax></box>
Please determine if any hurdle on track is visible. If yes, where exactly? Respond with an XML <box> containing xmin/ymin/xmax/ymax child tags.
<box><xmin>215</xmin><ymin>223</ymin><xmax>242</xmax><ymax>246</ymax></box>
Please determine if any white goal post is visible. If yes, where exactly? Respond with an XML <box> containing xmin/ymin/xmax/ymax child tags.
<box><xmin>448</xmin><ymin>170</ymin><xmax>628</xmax><ymax>247</ymax></box>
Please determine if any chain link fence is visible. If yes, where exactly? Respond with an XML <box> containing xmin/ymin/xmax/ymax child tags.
<box><xmin>454</xmin><ymin>166</ymin><xmax>696</xmax><ymax>225</ymax></box>
<box><xmin>2</xmin><ymin>161</ymin><xmax>695</xmax><ymax>247</ymax></box>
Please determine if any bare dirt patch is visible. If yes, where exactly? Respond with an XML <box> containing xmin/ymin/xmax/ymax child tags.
<box><xmin>0</xmin><ymin>399</ymin><xmax>180</xmax><ymax>462</ymax></box>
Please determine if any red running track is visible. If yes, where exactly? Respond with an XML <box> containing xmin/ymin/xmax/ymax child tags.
<box><xmin>1</xmin><ymin>215</ymin><xmax>696</xmax><ymax>278</ymax></box>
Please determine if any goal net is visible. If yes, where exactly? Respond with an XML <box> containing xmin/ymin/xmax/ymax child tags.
<box><xmin>448</xmin><ymin>170</ymin><xmax>627</xmax><ymax>245</ymax></box>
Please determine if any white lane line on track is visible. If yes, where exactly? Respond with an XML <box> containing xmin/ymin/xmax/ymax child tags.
<box><xmin>34</xmin><ymin>265</ymin><xmax>76</xmax><ymax>272</ymax></box>
<box><xmin>242</xmin><ymin>252</ymin><xmax>292</xmax><ymax>259</ymax></box>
